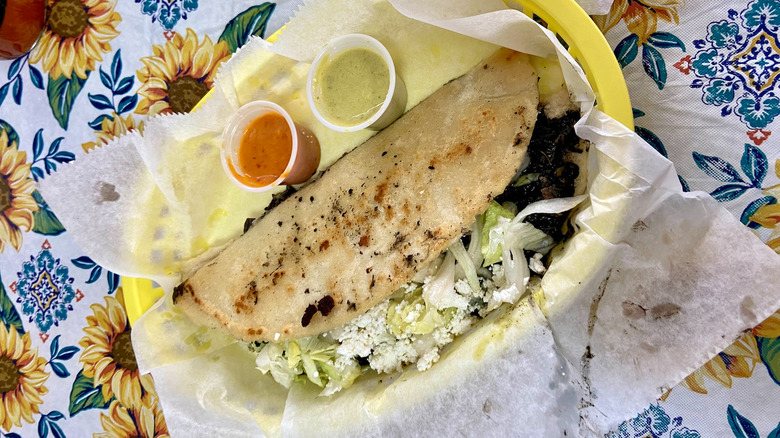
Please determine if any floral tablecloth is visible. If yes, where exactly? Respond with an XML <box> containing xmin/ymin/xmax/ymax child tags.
<box><xmin>0</xmin><ymin>0</ymin><xmax>778</xmax><ymax>436</ymax></box>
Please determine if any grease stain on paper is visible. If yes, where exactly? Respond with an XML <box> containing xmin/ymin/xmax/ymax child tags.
<box><xmin>95</xmin><ymin>181</ymin><xmax>120</xmax><ymax>203</ymax></box>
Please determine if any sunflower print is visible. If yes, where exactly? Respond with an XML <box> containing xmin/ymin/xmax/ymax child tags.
<box><xmin>594</xmin><ymin>0</ymin><xmax>682</xmax><ymax>44</ymax></box>
<box><xmin>135</xmin><ymin>28</ymin><xmax>231</xmax><ymax>116</ymax></box>
<box><xmin>82</xmin><ymin>112</ymin><xmax>145</xmax><ymax>153</ymax></box>
<box><xmin>750</xmin><ymin>161</ymin><xmax>780</xmax><ymax>253</ymax></box>
<box><xmin>28</xmin><ymin>0</ymin><xmax>121</xmax><ymax>80</ymax></box>
<box><xmin>78</xmin><ymin>292</ymin><xmax>146</xmax><ymax>409</ymax></box>
<box><xmin>0</xmin><ymin>324</ymin><xmax>50</xmax><ymax>432</ymax></box>
<box><xmin>754</xmin><ymin>309</ymin><xmax>780</xmax><ymax>339</ymax></box>
<box><xmin>0</xmin><ymin>130</ymin><xmax>39</xmax><ymax>254</ymax></box>
<box><xmin>95</xmin><ymin>382</ymin><xmax>169</xmax><ymax>438</ymax></box>
<box><xmin>749</xmin><ymin>202</ymin><xmax>780</xmax><ymax>253</ymax></box>
<box><xmin>680</xmin><ymin>332</ymin><xmax>760</xmax><ymax>394</ymax></box>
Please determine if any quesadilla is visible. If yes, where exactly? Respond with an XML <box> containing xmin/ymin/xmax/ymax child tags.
<box><xmin>174</xmin><ymin>48</ymin><xmax>540</xmax><ymax>342</ymax></box>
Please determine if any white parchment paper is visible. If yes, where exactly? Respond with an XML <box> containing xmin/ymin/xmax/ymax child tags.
<box><xmin>574</xmin><ymin>0</ymin><xmax>613</xmax><ymax>16</ymax></box>
<box><xmin>36</xmin><ymin>0</ymin><xmax>780</xmax><ymax>437</ymax></box>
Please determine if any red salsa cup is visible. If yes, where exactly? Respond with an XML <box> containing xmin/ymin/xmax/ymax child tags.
<box><xmin>0</xmin><ymin>0</ymin><xmax>47</xmax><ymax>60</ymax></box>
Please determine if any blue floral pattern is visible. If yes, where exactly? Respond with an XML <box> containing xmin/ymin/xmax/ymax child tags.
<box><xmin>13</xmin><ymin>242</ymin><xmax>76</xmax><ymax>333</ymax></box>
<box><xmin>0</xmin><ymin>53</ymin><xmax>45</xmax><ymax>111</ymax></box>
<box><xmin>609</xmin><ymin>404</ymin><xmax>702</xmax><ymax>438</ymax></box>
<box><xmin>135</xmin><ymin>0</ymin><xmax>199</xmax><ymax>31</ymax></box>
<box><xmin>87</xmin><ymin>50</ymin><xmax>138</xmax><ymax>130</ymax></box>
<box><xmin>727</xmin><ymin>405</ymin><xmax>780</xmax><ymax>438</ymax></box>
<box><xmin>688</xmin><ymin>0</ymin><xmax>780</xmax><ymax>139</ymax></box>
<box><xmin>692</xmin><ymin>143</ymin><xmax>778</xmax><ymax>228</ymax></box>
<box><xmin>614</xmin><ymin>31</ymin><xmax>686</xmax><ymax>90</ymax></box>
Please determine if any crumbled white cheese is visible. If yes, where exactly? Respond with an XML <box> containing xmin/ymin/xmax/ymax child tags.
<box><xmin>529</xmin><ymin>252</ymin><xmax>546</xmax><ymax>274</ymax></box>
<box><xmin>454</xmin><ymin>278</ymin><xmax>473</xmax><ymax>296</ymax></box>
<box><xmin>401</xmin><ymin>282</ymin><xmax>418</xmax><ymax>293</ymax></box>
<box><xmin>447</xmin><ymin>311</ymin><xmax>474</xmax><ymax>336</ymax></box>
<box><xmin>403</xmin><ymin>303</ymin><xmax>424</xmax><ymax>323</ymax></box>
<box><xmin>494</xmin><ymin>284</ymin><xmax>519</xmax><ymax>303</ymax></box>
<box><xmin>369</xmin><ymin>334</ymin><xmax>419</xmax><ymax>374</ymax></box>
<box><xmin>328</xmin><ymin>271</ymin><xmax>480</xmax><ymax>376</ymax></box>
<box><xmin>490</xmin><ymin>263</ymin><xmax>506</xmax><ymax>288</ymax></box>
<box><xmin>488</xmin><ymin>284</ymin><xmax>525</xmax><ymax>311</ymax></box>
<box><xmin>334</xmin><ymin>300</ymin><xmax>391</xmax><ymax>365</ymax></box>
<box><xmin>416</xmin><ymin>349</ymin><xmax>440</xmax><ymax>371</ymax></box>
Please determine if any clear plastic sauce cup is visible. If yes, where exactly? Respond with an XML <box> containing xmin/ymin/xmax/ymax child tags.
<box><xmin>307</xmin><ymin>34</ymin><xmax>407</xmax><ymax>132</ymax></box>
<box><xmin>222</xmin><ymin>101</ymin><xmax>321</xmax><ymax>192</ymax></box>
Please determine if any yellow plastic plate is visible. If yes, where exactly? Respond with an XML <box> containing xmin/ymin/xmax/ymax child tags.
<box><xmin>122</xmin><ymin>0</ymin><xmax>633</xmax><ymax>325</ymax></box>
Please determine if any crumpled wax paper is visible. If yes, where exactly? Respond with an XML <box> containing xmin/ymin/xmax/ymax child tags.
<box><xmin>36</xmin><ymin>0</ymin><xmax>780</xmax><ymax>437</ymax></box>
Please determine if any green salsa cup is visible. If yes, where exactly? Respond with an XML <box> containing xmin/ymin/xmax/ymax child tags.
<box><xmin>307</xmin><ymin>33</ymin><xmax>407</xmax><ymax>132</ymax></box>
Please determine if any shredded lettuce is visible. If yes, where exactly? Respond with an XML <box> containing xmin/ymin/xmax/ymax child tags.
<box><xmin>411</xmin><ymin>254</ymin><xmax>442</xmax><ymax>283</ymax></box>
<box><xmin>501</xmin><ymin>219</ymin><xmax>554</xmax><ymax>254</ymax></box>
<box><xmin>513</xmin><ymin>172</ymin><xmax>539</xmax><ymax>187</ymax></box>
<box><xmin>501</xmin><ymin>235</ymin><xmax>531</xmax><ymax>296</ymax></box>
<box><xmin>320</xmin><ymin>360</ymin><xmax>360</xmax><ymax>396</ymax></box>
<box><xmin>514</xmin><ymin>195</ymin><xmax>587</xmax><ymax>222</ymax></box>
<box><xmin>449</xmin><ymin>240</ymin><xmax>480</xmax><ymax>293</ymax></box>
<box><xmin>255</xmin><ymin>342</ymin><xmax>296</xmax><ymax>389</ymax></box>
<box><xmin>481</xmin><ymin>201</ymin><xmax>516</xmax><ymax>266</ymax></box>
<box><xmin>254</xmin><ymin>335</ymin><xmax>358</xmax><ymax>392</ymax></box>
<box><xmin>387</xmin><ymin>286</ymin><xmax>446</xmax><ymax>335</ymax></box>
<box><xmin>289</xmin><ymin>337</ymin><xmax>337</xmax><ymax>387</ymax></box>
<box><xmin>500</xmin><ymin>195</ymin><xmax>588</xmax><ymax>295</ymax></box>
<box><xmin>422</xmin><ymin>252</ymin><xmax>469</xmax><ymax>310</ymax></box>
<box><xmin>466</xmin><ymin>214</ymin><xmax>484</xmax><ymax>268</ymax></box>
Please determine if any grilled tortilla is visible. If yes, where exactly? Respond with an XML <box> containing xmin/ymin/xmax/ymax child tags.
<box><xmin>173</xmin><ymin>48</ymin><xmax>539</xmax><ymax>342</ymax></box>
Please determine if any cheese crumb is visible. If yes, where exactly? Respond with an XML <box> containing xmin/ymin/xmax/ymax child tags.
<box><xmin>529</xmin><ymin>253</ymin><xmax>546</xmax><ymax>274</ymax></box>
